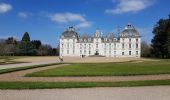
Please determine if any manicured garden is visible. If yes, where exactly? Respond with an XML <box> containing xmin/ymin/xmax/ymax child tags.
<box><xmin>1</xmin><ymin>59</ymin><xmax>170</xmax><ymax>89</ymax></box>
<box><xmin>26</xmin><ymin>60</ymin><xmax>170</xmax><ymax>77</ymax></box>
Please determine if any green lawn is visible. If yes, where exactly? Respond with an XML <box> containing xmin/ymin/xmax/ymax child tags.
<box><xmin>0</xmin><ymin>80</ymin><xmax>170</xmax><ymax>89</ymax></box>
<box><xmin>26</xmin><ymin>60</ymin><xmax>170</xmax><ymax>77</ymax></box>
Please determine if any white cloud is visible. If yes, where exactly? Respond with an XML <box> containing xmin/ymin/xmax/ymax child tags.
<box><xmin>18</xmin><ymin>12</ymin><xmax>28</xmax><ymax>18</ymax></box>
<box><xmin>0</xmin><ymin>3</ymin><xmax>12</xmax><ymax>13</ymax></box>
<box><xmin>77</xmin><ymin>21</ymin><xmax>91</xmax><ymax>28</ymax></box>
<box><xmin>49</xmin><ymin>12</ymin><xmax>91</xmax><ymax>28</ymax></box>
<box><xmin>105</xmin><ymin>0</ymin><xmax>155</xmax><ymax>15</ymax></box>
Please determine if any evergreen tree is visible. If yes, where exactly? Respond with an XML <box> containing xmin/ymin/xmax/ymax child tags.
<box><xmin>18</xmin><ymin>32</ymin><xmax>36</xmax><ymax>56</ymax></box>
<box><xmin>22</xmin><ymin>32</ymin><xmax>30</xmax><ymax>42</ymax></box>
<box><xmin>151</xmin><ymin>14</ymin><xmax>170</xmax><ymax>58</ymax></box>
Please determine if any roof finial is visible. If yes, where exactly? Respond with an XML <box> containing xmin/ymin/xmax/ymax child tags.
<box><xmin>127</xmin><ymin>22</ymin><xmax>131</xmax><ymax>25</ymax></box>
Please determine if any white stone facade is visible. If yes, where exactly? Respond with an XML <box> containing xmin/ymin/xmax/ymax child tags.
<box><xmin>59</xmin><ymin>24</ymin><xmax>141</xmax><ymax>57</ymax></box>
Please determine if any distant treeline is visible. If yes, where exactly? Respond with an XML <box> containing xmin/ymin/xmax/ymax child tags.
<box><xmin>0</xmin><ymin>32</ymin><xmax>59</xmax><ymax>56</ymax></box>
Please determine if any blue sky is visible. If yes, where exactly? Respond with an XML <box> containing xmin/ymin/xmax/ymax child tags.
<box><xmin>0</xmin><ymin>0</ymin><xmax>170</xmax><ymax>47</ymax></box>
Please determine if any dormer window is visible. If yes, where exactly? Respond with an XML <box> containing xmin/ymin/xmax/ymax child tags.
<box><xmin>136</xmin><ymin>38</ymin><xmax>138</xmax><ymax>42</ymax></box>
<box><xmin>104</xmin><ymin>38</ymin><xmax>107</xmax><ymax>41</ymax></box>
<box><xmin>80</xmin><ymin>39</ymin><xmax>82</xmax><ymax>42</ymax></box>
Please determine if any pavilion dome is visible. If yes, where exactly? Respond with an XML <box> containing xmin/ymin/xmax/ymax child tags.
<box><xmin>61</xmin><ymin>26</ymin><xmax>79</xmax><ymax>38</ymax></box>
<box><xmin>120</xmin><ymin>24</ymin><xmax>140</xmax><ymax>38</ymax></box>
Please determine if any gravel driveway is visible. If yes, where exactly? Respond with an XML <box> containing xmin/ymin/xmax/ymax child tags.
<box><xmin>0</xmin><ymin>86</ymin><xmax>170</xmax><ymax>100</ymax></box>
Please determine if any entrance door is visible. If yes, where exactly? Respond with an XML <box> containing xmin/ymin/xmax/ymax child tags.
<box><xmin>95</xmin><ymin>51</ymin><xmax>99</xmax><ymax>55</ymax></box>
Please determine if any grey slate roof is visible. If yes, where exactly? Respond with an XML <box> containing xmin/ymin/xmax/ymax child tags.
<box><xmin>120</xmin><ymin>24</ymin><xmax>140</xmax><ymax>38</ymax></box>
<box><xmin>61</xmin><ymin>24</ymin><xmax>140</xmax><ymax>43</ymax></box>
<box><xmin>61</xmin><ymin>27</ymin><xmax>79</xmax><ymax>38</ymax></box>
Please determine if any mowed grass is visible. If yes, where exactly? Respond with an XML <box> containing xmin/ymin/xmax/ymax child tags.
<box><xmin>0</xmin><ymin>80</ymin><xmax>170</xmax><ymax>89</ymax></box>
<box><xmin>26</xmin><ymin>60</ymin><xmax>170</xmax><ymax>77</ymax></box>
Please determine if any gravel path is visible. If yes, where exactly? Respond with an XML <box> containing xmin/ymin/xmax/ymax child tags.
<box><xmin>0</xmin><ymin>64</ymin><xmax>170</xmax><ymax>82</ymax></box>
<box><xmin>0</xmin><ymin>86</ymin><xmax>170</xmax><ymax>100</ymax></box>
<box><xmin>0</xmin><ymin>61</ymin><xmax>58</xmax><ymax>70</ymax></box>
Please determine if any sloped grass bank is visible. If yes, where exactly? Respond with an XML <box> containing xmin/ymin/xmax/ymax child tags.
<box><xmin>0</xmin><ymin>80</ymin><xmax>170</xmax><ymax>89</ymax></box>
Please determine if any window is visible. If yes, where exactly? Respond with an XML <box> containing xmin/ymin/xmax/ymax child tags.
<box><xmin>129</xmin><ymin>38</ymin><xmax>131</xmax><ymax>42</ymax></box>
<box><xmin>80</xmin><ymin>39</ymin><xmax>82</xmax><ymax>42</ymax></box>
<box><xmin>129</xmin><ymin>44</ymin><xmax>131</xmax><ymax>49</ymax></box>
<box><xmin>84</xmin><ymin>44</ymin><xmax>86</xmax><ymax>49</ymax></box>
<box><xmin>96</xmin><ymin>44</ymin><xmax>98</xmax><ymax>48</ymax></box>
<box><xmin>109</xmin><ymin>50</ymin><xmax>111</xmax><ymax>54</ymax></box>
<box><xmin>114</xmin><ymin>51</ymin><xmax>116</xmax><ymax>55</ymax></box>
<box><xmin>89</xmin><ymin>50</ymin><xmax>91</xmax><ymax>54</ymax></box>
<box><xmin>122</xmin><ymin>52</ymin><xmax>124</xmax><ymax>55</ymax></box>
<box><xmin>80</xmin><ymin>50</ymin><xmax>82</xmax><ymax>54</ymax></box>
<box><xmin>136</xmin><ymin>51</ymin><xmax>138</xmax><ymax>55</ymax></box>
<box><xmin>122</xmin><ymin>43</ymin><xmax>124</xmax><ymax>49</ymax></box>
<box><xmin>80</xmin><ymin>44</ymin><xmax>82</xmax><ymax>49</ymax></box>
<box><xmin>62</xmin><ymin>43</ymin><xmax>64</xmax><ymax>48</ymax></box>
<box><xmin>89</xmin><ymin>44</ymin><xmax>91</xmax><ymax>49</ymax></box>
<box><xmin>129</xmin><ymin>51</ymin><xmax>131</xmax><ymax>55</ymax></box>
<box><xmin>136</xmin><ymin>44</ymin><xmax>138</xmax><ymax>48</ymax></box>
<box><xmin>136</xmin><ymin>38</ymin><xmax>138</xmax><ymax>42</ymax></box>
